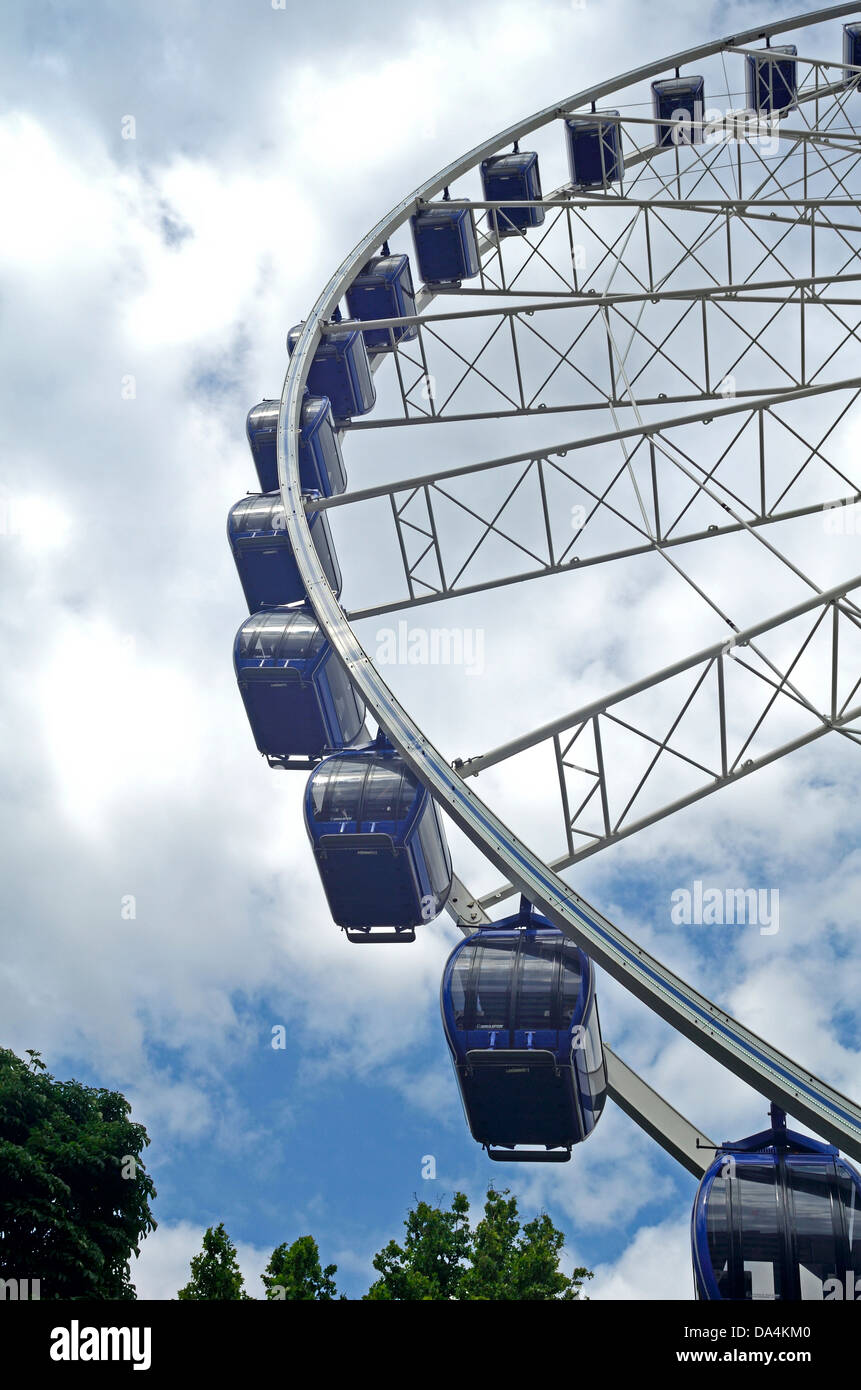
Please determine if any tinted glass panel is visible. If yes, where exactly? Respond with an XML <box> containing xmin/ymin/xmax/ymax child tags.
<box><xmin>301</xmin><ymin>397</ymin><xmax>327</xmax><ymax>431</ymax></box>
<box><xmin>417</xmin><ymin>805</ymin><xmax>451</xmax><ymax>899</ymax></box>
<box><xmin>249</xmin><ymin>401</ymin><xmax>279</xmax><ymax>434</ymax></box>
<box><xmin>655</xmin><ymin>79</ymin><xmax>700</xmax><ymax>93</ymax></box>
<box><xmin>239</xmin><ymin>613</ymin><xmax>282</xmax><ymax>659</ymax></box>
<box><xmin>514</xmin><ymin>938</ymin><xmax>581</xmax><ymax>1030</ymax></box>
<box><xmin>514</xmin><ymin>940</ymin><xmax>560</xmax><ymax>1030</ymax></box>
<box><xmin>787</xmin><ymin>1159</ymin><xmax>839</xmax><ymax>1299</ymax></box>
<box><xmin>325</xmin><ymin>655</ymin><xmax>361</xmax><ymax>740</ymax></box>
<box><xmin>706</xmin><ymin>1173</ymin><xmax>731</xmax><ymax>1295</ymax></box>
<box><xmin>363</xmin><ymin>764</ymin><xmax>417</xmax><ymax>821</ymax></box>
<box><xmin>736</xmin><ymin>1163</ymin><xmax>783</xmax><ymax>1300</ymax></box>
<box><xmin>311</xmin><ymin>760</ymin><xmax>366</xmax><ymax>822</ymax></box>
<box><xmin>583</xmin><ymin>1006</ymin><xmax>603</xmax><ymax>1075</ymax></box>
<box><xmin>473</xmin><ymin>944</ymin><xmax>513</xmax><ymax>1030</ymax></box>
<box><xmin>452</xmin><ymin>939</ymin><xmax>513</xmax><ymax>1031</ymax></box>
<box><xmin>451</xmin><ymin>933</ymin><xmax>581</xmax><ymax>1033</ymax></box>
<box><xmin>310</xmin><ymin>514</ymin><xmax>338</xmax><ymax>584</ymax></box>
<box><xmin>239</xmin><ymin>611</ymin><xmax>323</xmax><ymax>661</ymax></box>
<box><xmin>232</xmin><ymin>495</ymin><xmax>284</xmax><ymax>534</ymax></box>
<box><xmin>285</xmin><ymin>613</ymin><xmax>324</xmax><ymax>660</ymax></box>
<box><xmin>449</xmin><ymin>950</ymin><xmax>472</xmax><ymax>1026</ymax></box>
<box><xmin>837</xmin><ymin>1164</ymin><xmax>861</xmax><ymax>1291</ymax></box>
<box><xmin>559</xmin><ymin>941</ymin><xmax>583</xmax><ymax>1025</ymax></box>
<box><xmin>319</xmin><ymin>417</ymin><xmax>346</xmax><ymax>493</ymax></box>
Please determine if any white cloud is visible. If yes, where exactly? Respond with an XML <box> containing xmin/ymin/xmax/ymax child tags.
<box><xmin>0</xmin><ymin>113</ymin><xmax>117</xmax><ymax>266</ymax></box>
<box><xmin>131</xmin><ymin>1221</ymin><xmax>270</xmax><ymax>1300</ymax></box>
<box><xmin>590</xmin><ymin>1213</ymin><xmax>694</xmax><ymax>1299</ymax></box>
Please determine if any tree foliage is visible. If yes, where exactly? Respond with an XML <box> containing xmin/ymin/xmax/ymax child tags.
<box><xmin>365</xmin><ymin>1192</ymin><xmax>472</xmax><ymax>1300</ymax></box>
<box><xmin>0</xmin><ymin>1047</ymin><xmax>156</xmax><ymax>1299</ymax></box>
<box><xmin>0</xmin><ymin>1054</ymin><xmax>592</xmax><ymax>1304</ymax></box>
<box><xmin>262</xmin><ymin>1235</ymin><xmax>340</xmax><ymax>1300</ymax></box>
<box><xmin>177</xmin><ymin>1222</ymin><xmax>251</xmax><ymax>1300</ymax></box>
<box><xmin>365</xmin><ymin>1187</ymin><xmax>591</xmax><ymax>1300</ymax></box>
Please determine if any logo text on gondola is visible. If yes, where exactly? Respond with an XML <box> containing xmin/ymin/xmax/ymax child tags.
<box><xmin>376</xmin><ymin>622</ymin><xmax>485</xmax><ymax>676</ymax></box>
<box><xmin>670</xmin><ymin>880</ymin><xmax>779</xmax><ymax>935</ymax></box>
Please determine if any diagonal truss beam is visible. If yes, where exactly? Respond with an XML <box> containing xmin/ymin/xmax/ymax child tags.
<box><xmin>321</xmin><ymin>373</ymin><xmax>861</xmax><ymax>510</ymax></box>
<box><xmin>460</xmin><ymin>576</ymin><xmax>861</xmax><ymax>907</ymax></box>
<box><xmin>310</xmin><ymin>377</ymin><xmax>861</xmax><ymax>619</ymax></box>
<box><xmin>339</xmin><ymin>262</ymin><xmax>861</xmax><ymax>429</ymax></box>
<box><xmin>324</xmin><ymin>270</ymin><xmax>861</xmax><ymax>338</ymax></box>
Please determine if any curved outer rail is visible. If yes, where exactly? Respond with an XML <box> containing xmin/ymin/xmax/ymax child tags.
<box><xmin>277</xmin><ymin>4</ymin><xmax>861</xmax><ymax>1160</ymax></box>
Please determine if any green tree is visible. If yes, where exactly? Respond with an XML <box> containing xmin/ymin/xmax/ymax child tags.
<box><xmin>365</xmin><ymin>1188</ymin><xmax>591</xmax><ymax>1301</ymax></box>
<box><xmin>365</xmin><ymin>1191</ymin><xmax>472</xmax><ymax>1300</ymax></box>
<box><xmin>462</xmin><ymin>1189</ymin><xmax>592</xmax><ymax>1300</ymax></box>
<box><xmin>262</xmin><ymin>1235</ymin><xmax>340</xmax><ymax>1300</ymax></box>
<box><xmin>0</xmin><ymin>1047</ymin><xmax>156</xmax><ymax>1299</ymax></box>
<box><xmin>177</xmin><ymin>1222</ymin><xmax>251</xmax><ymax>1300</ymax></box>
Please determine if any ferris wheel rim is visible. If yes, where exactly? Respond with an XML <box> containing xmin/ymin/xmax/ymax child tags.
<box><xmin>274</xmin><ymin>2</ymin><xmax>861</xmax><ymax>1160</ymax></box>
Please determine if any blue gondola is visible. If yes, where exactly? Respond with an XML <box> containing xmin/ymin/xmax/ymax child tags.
<box><xmin>227</xmin><ymin>491</ymin><xmax>342</xmax><ymax>611</ymax></box>
<box><xmin>692</xmin><ymin>1106</ymin><xmax>861</xmax><ymax>1301</ymax></box>
<box><xmin>564</xmin><ymin>112</ymin><xmax>624</xmax><ymax>188</ymax></box>
<box><xmin>304</xmin><ymin>738</ymin><xmax>453</xmax><ymax>942</ymax></box>
<box><xmin>345</xmin><ymin>252</ymin><xmax>418</xmax><ymax>354</ymax></box>
<box><xmin>745</xmin><ymin>46</ymin><xmax>797</xmax><ymax>113</ymax></box>
<box><xmin>652</xmin><ymin>76</ymin><xmax>706</xmax><ymax>147</ymax></box>
<box><xmin>844</xmin><ymin>23</ymin><xmax>861</xmax><ymax>86</ymax></box>
<box><xmin>479</xmin><ymin>151</ymin><xmax>544</xmax><ymax>237</ymax></box>
<box><xmin>234</xmin><ymin>607</ymin><xmax>365</xmax><ymax>767</ymax></box>
<box><xmin>245</xmin><ymin>396</ymin><xmax>347</xmax><ymax>498</ymax></box>
<box><xmin>411</xmin><ymin>203</ymin><xmax>480</xmax><ymax>286</ymax></box>
<box><xmin>441</xmin><ymin>899</ymin><xmax>607</xmax><ymax>1162</ymax></box>
<box><xmin>286</xmin><ymin>319</ymin><xmax>375</xmax><ymax>423</ymax></box>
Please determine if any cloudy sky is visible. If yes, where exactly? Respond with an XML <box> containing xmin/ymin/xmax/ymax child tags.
<box><xmin>2</xmin><ymin>0</ymin><xmax>860</xmax><ymax>1300</ymax></box>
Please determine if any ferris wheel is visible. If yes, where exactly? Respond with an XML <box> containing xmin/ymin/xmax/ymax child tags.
<box><xmin>230</xmin><ymin>3</ymin><xmax>861</xmax><ymax>1299</ymax></box>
